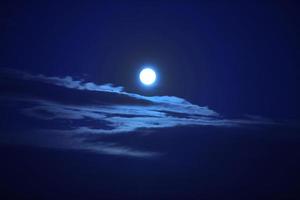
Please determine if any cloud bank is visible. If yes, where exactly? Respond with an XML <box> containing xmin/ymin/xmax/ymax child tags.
<box><xmin>0</xmin><ymin>68</ymin><xmax>274</xmax><ymax>157</ymax></box>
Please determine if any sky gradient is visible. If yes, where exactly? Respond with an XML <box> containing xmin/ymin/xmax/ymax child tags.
<box><xmin>1</xmin><ymin>1</ymin><xmax>300</xmax><ymax>199</ymax></box>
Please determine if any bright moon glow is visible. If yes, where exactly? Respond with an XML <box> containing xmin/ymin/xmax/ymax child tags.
<box><xmin>139</xmin><ymin>68</ymin><xmax>156</xmax><ymax>85</ymax></box>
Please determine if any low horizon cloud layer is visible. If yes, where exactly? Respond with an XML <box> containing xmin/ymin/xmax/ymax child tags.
<box><xmin>0</xmin><ymin>68</ymin><xmax>275</xmax><ymax>157</ymax></box>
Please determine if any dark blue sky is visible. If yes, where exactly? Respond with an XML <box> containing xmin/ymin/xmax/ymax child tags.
<box><xmin>2</xmin><ymin>0</ymin><xmax>300</xmax><ymax>118</ymax></box>
<box><xmin>1</xmin><ymin>1</ymin><xmax>300</xmax><ymax>199</ymax></box>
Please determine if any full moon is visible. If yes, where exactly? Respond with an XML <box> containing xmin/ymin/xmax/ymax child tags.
<box><xmin>139</xmin><ymin>68</ymin><xmax>156</xmax><ymax>86</ymax></box>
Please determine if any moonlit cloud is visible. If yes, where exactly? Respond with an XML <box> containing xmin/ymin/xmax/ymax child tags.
<box><xmin>0</xmin><ymin>68</ymin><xmax>275</xmax><ymax>157</ymax></box>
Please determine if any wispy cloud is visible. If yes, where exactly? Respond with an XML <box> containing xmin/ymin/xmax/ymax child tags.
<box><xmin>0</xmin><ymin>68</ymin><xmax>275</xmax><ymax>157</ymax></box>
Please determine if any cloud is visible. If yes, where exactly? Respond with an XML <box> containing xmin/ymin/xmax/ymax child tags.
<box><xmin>0</xmin><ymin>68</ymin><xmax>275</xmax><ymax>157</ymax></box>
<box><xmin>80</xmin><ymin>142</ymin><xmax>161</xmax><ymax>158</ymax></box>
<box><xmin>21</xmin><ymin>100</ymin><xmax>231</xmax><ymax>135</ymax></box>
<box><xmin>1</xmin><ymin>68</ymin><xmax>218</xmax><ymax>115</ymax></box>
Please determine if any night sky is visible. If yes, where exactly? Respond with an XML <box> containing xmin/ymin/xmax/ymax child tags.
<box><xmin>1</xmin><ymin>1</ymin><xmax>300</xmax><ymax>199</ymax></box>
